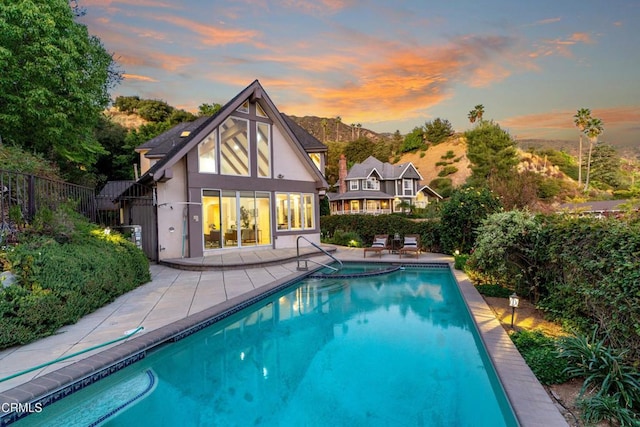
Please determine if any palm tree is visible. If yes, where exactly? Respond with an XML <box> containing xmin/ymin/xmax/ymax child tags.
<box><xmin>335</xmin><ymin>116</ymin><xmax>342</xmax><ymax>141</ymax></box>
<box><xmin>320</xmin><ymin>118</ymin><xmax>327</xmax><ymax>143</ymax></box>
<box><xmin>468</xmin><ymin>104</ymin><xmax>485</xmax><ymax>124</ymax></box>
<box><xmin>357</xmin><ymin>123</ymin><xmax>362</xmax><ymax>138</ymax></box>
<box><xmin>573</xmin><ymin>108</ymin><xmax>591</xmax><ymax>185</ymax></box>
<box><xmin>583</xmin><ymin>117</ymin><xmax>604</xmax><ymax>192</ymax></box>
<box><xmin>351</xmin><ymin>123</ymin><xmax>355</xmax><ymax>140</ymax></box>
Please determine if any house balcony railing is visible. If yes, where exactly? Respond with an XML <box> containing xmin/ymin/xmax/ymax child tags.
<box><xmin>330</xmin><ymin>208</ymin><xmax>392</xmax><ymax>215</ymax></box>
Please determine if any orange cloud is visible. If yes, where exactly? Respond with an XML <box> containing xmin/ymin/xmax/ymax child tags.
<box><xmin>532</xmin><ymin>32</ymin><xmax>594</xmax><ymax>58</ymax></box>
<box><xmin>281</xmin><ymin>0</ymin><xmax>350</xmax><ymax>14</ymax></box>
<box><xmin>152</xmin><ymin>14</ymin><xmax>262</xmax><ymax>47</ymax></box>
<box><xmin>502</xmin><ymin>106</ymin><xmax>640</xmax><ymax>131</ymax></box>
<box><xmin>531</xmin><ymin>17</ymin><xmax>561</xmax><ymax>26</ymax></box>
<box><xmin>123</xmin><ymin>73</ymin><xmax>158</xmax><ymax>82</ymax></box>
<box><xmin>81</xmin><ymin>0</ymin><xmax>179</xmax><ymax>8</ymax></box>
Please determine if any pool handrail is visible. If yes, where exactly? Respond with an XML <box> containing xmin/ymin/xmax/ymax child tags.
<box><xmin>296</xmin><ymin>236</ymin><xmax>343</xmax><ymax>271</ymax></box>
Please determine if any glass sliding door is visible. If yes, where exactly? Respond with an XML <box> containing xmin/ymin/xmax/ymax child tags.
<box><xmin>256</xmin><ymin>192</ymin><xmax>271</xmax><ymax>245</ymax></box>
<box><xmin>222</xmin><ymin>191</ymin><xmax>239</xmax><ymax>247</ymax></box>
<box><xmin>202</xmin><ymin>190</ymin><xmax>221</xmax><ymax>249</ymax></box>
<box><xmin>239</xmin><ymin>192</ymin><xmax>257</xmax><ymax>246</ymax></box>
<box><xmin>205</xmin><ymin>190</ymin><xmax>271</xmax><ymax>249</ymax></box>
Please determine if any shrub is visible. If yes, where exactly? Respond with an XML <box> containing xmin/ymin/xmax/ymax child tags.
<box><xmin>559</xmin><ymin>331</ymin><xmax>640</xmax><ymax>425</ymax></box>
<box><xmin>320</xmin><ymin>214</ymin><xmax>441</xmax><ymax>253</ymax></box>
<box><xmin>437</xmin><ymin>165</ymin><xmax>458</xmax><ymax>177</ymax></box>
<box><xmin>0</xmin><ymin>207</ymin><xmax>150</xmax><ymax>349</ymax></box>
<box><xmin>453</xmin><ymin>253</ymin><xmax>468</xmax><ymax>270</ymax></box>
<box><xmin>442</xmin><ymin>150</ymin><xmax>456</xmax><ymax>160</ymax></box>
<box><xmin>439</xmin><ymin>187</ymin><xmax>502</xmax><ymax>254</ymax></box>
<box><xmin>466</xmin><ymin>210</ymin><xmax>542</xmax><ymax>298</ymax></box>
<box><xmin>510</xmin><ymin>330</ymin><xmax>569</xmax><ymax>385</ymax></box>
<box><xmin>429</xmin><ymin>178</ymin><xmax>453</xmax><ymax>198</ymax></box>
<box><xmin>474</xmin><ymin>284</ymin><xmax>512</xmax><ymax>298</ymax></box>
<box><xmin>330</xmin><ymin>230</ymin><xmax>363</xmax><ymax>247</ymax></box>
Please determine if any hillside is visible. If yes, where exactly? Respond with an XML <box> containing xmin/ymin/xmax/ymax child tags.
<box><xmin>400</xmin><ymin>137</ymin><xmax>470</xmax><ymax>188</ymax></box>
<box><xmin>104</xmin><ymin>107</ymin><xmax>149</xmax><ymax>129</ymax></box>
<box><xmin>287</xmin><ymin>115</ymin><xmax>384</xmax><ymax>143</ymax></box>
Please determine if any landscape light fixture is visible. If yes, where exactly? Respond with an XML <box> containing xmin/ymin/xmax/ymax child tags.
<box><xmin>509</xmin><ymin>293</ymin><xmax>520</xmax><ymax>328</ymax></box>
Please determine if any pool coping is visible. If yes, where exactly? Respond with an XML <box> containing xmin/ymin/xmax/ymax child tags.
<box><xmin>0</xmin><ymin>261</ymin><xmax>568</xmax><ymax>426</ymax></box>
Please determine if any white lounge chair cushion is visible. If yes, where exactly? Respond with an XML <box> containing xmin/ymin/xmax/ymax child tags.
<box><xmin>403</xmin><ymin>237</ymin><xmax>417</xmax><ymax>247</ymax></box>
<box><xmin>372</xmin><ymin>238</ymin><xmax>387</xmax><ymax>247</ymax></box>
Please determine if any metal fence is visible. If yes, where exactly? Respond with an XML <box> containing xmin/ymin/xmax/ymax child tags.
<box><xmin>0</xmin><ymin>169</ymin><xmax>96</xmax><ymax>233</ymax></box>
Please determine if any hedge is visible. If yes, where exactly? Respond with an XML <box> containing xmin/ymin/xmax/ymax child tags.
<box><xmin>320</xmin><ymin>214</ymin><xmax>441</xmax><ymax>252</ymax></box>
<box><xmin>468</xmin><ymin>211</ymin><xmax>640</xmax><ymax>362</ymax></box>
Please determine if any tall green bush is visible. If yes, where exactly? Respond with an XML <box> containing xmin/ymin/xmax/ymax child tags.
<box><xmin>438</xmin><ymin>187</ymin><xmax>502</xmax><ymax>254</ymax></box>
<box><xmin>467</xmin><ymin>210</ymin><xmax>543</xmax><ymax>298</ymax></box>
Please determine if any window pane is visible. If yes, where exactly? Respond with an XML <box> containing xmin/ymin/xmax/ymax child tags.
<box><xmin>257</xmin><ymin>122</ymin><xmax>270</xmax><ymax>178</ymax></box>
<box><xmin>290</xmin><ymin>193</ymin><xmax>302</xmax><ymax>229</ymax></box>
<box><xmin>276</xmin><ymin>193</ymin><xmax>288</xmax><ymax>230</ymax></box>
<box><xmin>309</xmin><ymin>153</ymin><xmax>321</xmax><ymax>171</ymax></box>
<box><xmin>198</xmin><ymin>131</ymin><xmax>217</xmax><ymax>173</ymax></box>
<box><xmin>222</xmin><ymin>191</ymin><xmax>238</xmax><ymax>247</ymax></box>
<box><xmin>236</xmin><ymin>100</ymin><xmax>249</xmax><ymax>113</ymax></box>
<box><xmin>239</xmin><ymin>192</ymin><xmax>256</xmax><ymax>246</ymax></box>
<box><xmin>304</xmin><ymin>194</ymin><xmax>314</xmax><ymax>229</ymax></box>
<box><xmin>256</xmin><ymin>103</ymin><xmax>267</xmax><ymax>117</ymax></box>
<box><xmin>220</xmin><ymin>117</ymin><xmax>249</xmax><ymax>176</ymax></box>
<box><xmin>203</xmin><ymin>190</ymin><xmax>220</xmax><ymax>249</ymax></box>
<box><xmin>256</xmin><ymin>192</ymin><xmax>271</xmax><ymax>244</ymax></box>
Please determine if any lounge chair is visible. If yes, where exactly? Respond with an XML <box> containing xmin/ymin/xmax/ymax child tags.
<box><xmin>363</xmin><ymin>234</ymin><xmax>389</xmax><ymax>258</ymax></box>
<box><xmin>399</xmin><ymin>234</ymin><xmax>420</xmax><ymax>259</ymax></box>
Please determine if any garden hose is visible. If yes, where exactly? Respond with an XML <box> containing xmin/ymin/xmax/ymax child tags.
<box><xmin>0</xmin><ymin>326</ymin><xmax>144</xmax><ymax>384</ymax></box>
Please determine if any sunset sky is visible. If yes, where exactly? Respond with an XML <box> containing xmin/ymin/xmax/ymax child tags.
<box><xmin>78</xmin><ymin>0</ymin><xmax>640</xmax><ymax>147</ymax></box>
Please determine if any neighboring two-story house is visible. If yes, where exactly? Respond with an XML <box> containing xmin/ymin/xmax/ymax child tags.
<box><xmin>119</xmin><ymin>80</ymin><xmax>328</xmax><ymax>261</ymax></box>
<box><xmin>328</xmin><ymin>155</ymin><xmax>441</xmax><ymax>215</ymax></box>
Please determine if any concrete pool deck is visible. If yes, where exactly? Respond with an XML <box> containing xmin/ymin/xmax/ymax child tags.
<box><xmin>0</xmin><ymin>246</ymin><xmax>567</xmax><ymax>426</ymax></box>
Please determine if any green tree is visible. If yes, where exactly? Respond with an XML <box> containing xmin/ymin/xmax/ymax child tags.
<box><xmin>93</xmin><ymin>115</ymin><xmax>132</xmax><ymax>186</ymax></box>
<box><xmin>439</xmin><ymin>187</ymin><xmax>502</xmax><ymax>254</ymax></box>
<box><xmin>584</xmin><ymin>117</ymin><xmax>604</xmax><ymax>192</ymax></box>
<box><xmin>0</xmin><ymin>0</ymin><xmax>119</xmax><ymax>175</ymax></box>
<box><xmin>465</xmin><ymin>120</ymin><xmax>518</xmax><ymax>186</ymax></box>
<box><xmin>335</xmin><ymin>116</ymin><xmax>342</xmax><ymax>141</ymax></box>
<box><xmin>136</xmin><ymin>99</ymin><xmax>174</xmax><ymax>122</ymax></box>
<box><xmin>198</xmin><ymin>102</ymin><xmax>222</xmax><ymax>117</ymax></box>
<box><xmin>167</xmin><ymin>109</ymin><xmax>196</xmax><ymax>125</ymax></box>
<box><xmin>589</xmin><ymin>143</ymin><xmax>621</xmax><ymax>189</ymax></box>
<box><xmin>124</xmin><ymin>122</ymin><xmax>173</xmax><ymax>156</ymax></box>
<box><xmin>114</xmin><ymin>96</ymin><xmax>142</xmax><ymax>114</ymax></box>
<box><xmin>424</xmin><ymin>118</ymin><xmax>454</xmax><ymax>144</ymax></box>
<box><xmin>573</xmin><ymin>108</ymin><xmax>591</xmax><ymax>185</ymax></box>
<box><xmin>400</xmin><ymin>126</ymin><xmax>425</xmax><ymax>153</ymax></box>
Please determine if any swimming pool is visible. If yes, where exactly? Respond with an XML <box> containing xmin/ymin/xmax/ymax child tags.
<box><xmin>16</xmin><ymin>265</ymin><xmax>518</xmax><ymax>426</ymax></box>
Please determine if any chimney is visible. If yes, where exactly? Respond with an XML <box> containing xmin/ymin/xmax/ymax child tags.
<box><xmin>338</xmin><ymin>154</ymin><xmax>347</xmax><ymax>194</ymax></box>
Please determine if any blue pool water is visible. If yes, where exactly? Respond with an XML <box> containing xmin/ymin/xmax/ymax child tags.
<box><xmin>20</xmin><ymin>266</ymin><xmax>518</xmax><ymax>426</ymax></box>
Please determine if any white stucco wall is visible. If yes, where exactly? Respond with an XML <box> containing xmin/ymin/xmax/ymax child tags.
<box><xmin>155</xmin><ymin>159</ymin><xmax>189</xmax><ymax>260</ymax></box>
<box><xmin>272</xmin><ymin>126</ymin><xmax>317</xmax><ymax>182</ymax></box>
<box><xmin>274</xmin><ymin>232</ymin><xmax>321</xmax><ymax>249</ymax></box>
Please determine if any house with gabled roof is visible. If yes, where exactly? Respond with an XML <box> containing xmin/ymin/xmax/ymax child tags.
<box><xmin>327</xmin><ymin>155</ymin><xmax>441</xmax><ymax>215</ymax></box>
<box><xmin>121</xmin><ymin>80</ymin><xmax>328</xmax><ymax>261</ymax></box>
